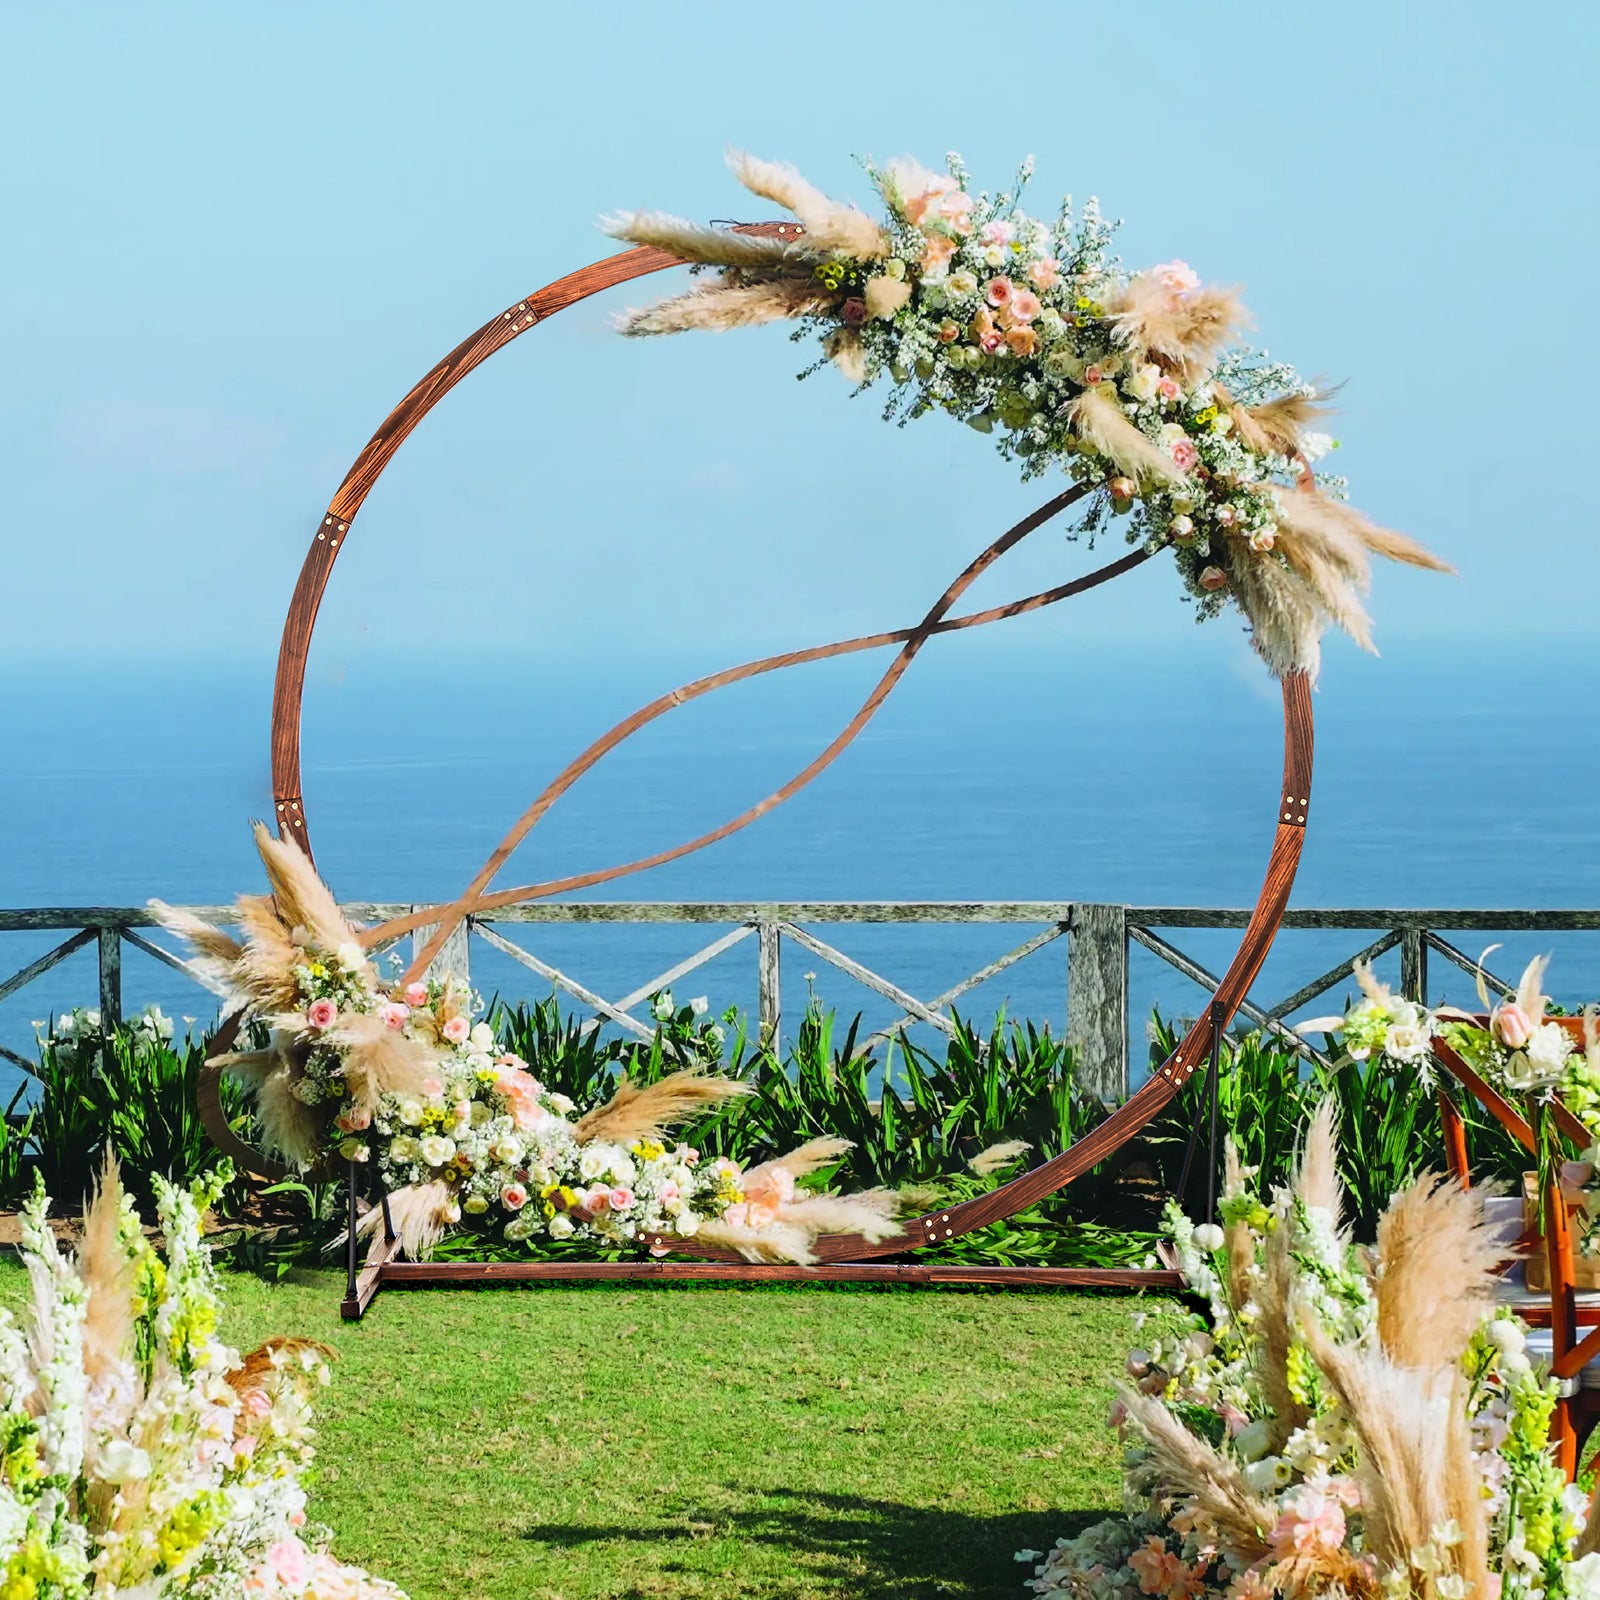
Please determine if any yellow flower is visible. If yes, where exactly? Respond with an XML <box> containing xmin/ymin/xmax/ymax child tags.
<box><xmin>631</xmin><ymin>1140</ymin><xmax>666</xmax><ymax>1162</ymax></box>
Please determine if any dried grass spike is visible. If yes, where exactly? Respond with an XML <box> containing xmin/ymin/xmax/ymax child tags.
<box><xmin>574</xmin><ymin>1069</ymin><xmax>749</xmax><ymax>1147</ymax></box>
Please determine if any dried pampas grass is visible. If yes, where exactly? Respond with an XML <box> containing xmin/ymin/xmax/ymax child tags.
<box><xmin>744</xmin><ymin>1136</ymin><xmax>852</xmax><ymax>1183</ymax></box>
<box><xmin>1119</xmin><ymin>1387</ymin><xmax>1276</xmax><ymax>1564</ymax></box>
<box><xmin>695</xmin><ymin>1217</ymin><xmax>818</xmax><ymax>1265</ymax></box>
<box><xmin>969</xmin><ymin>1139</ymin><xmax>1031</xmax><ymax>1177</ymax></box>
<box><xmin>1373</xmin><ymin>1172</ymin><xmax>1503</xmax><ymax>1369</ymax></box>
<box><xmin>253</xmin><ymin>822</ymin><xmax>364</xmax><ymax>968</ymax></box>
<box><xmin>327</xmin><ymin>1012</ymin><xmax>438</xmax><ymax>1113</ymax></box>
<box><xmin>1296</xmin><ymin>1098</ymin><xmax>1342</xmax><ymax>1227</ymax></box>
<box><xmin>601</xmin><ymin>210</ymin><xmax>810</xmax><ymax>269</ymax></box>
<box><xmin>78</xmin><ymin>1155</ymin><xmax>135</xmax><ymax>1386</ymax></box>
<box><xmin>1066</xmin><ymin>387</ymin><xmax>1182</xmax><ymax>486</ymax></box>
<box><xmin>727</xmin><ymin>150</ymin><xmax>887</xmax><ymax>259</ymax></box>
<box><xmin>1107</xmin><ymin>278</ymin><xmax>1248</xmax><ymax>382</ymax></box>
<box><xmin>249</xmin><ymin>1054</ymin><xmax>323</xmax><ymax>1169</ymax></box>
<box><xmin>618</xmin><ymin>277</ymin><xmax>829</xmax><ymax>337</ymax></box>
<box><xmin>358</xmin><ymin>1181</ymin><xmax>456</xmax><ymax>1260</ymax></box>
<box><xmin>1226</xmin><ymin>390</ymin><xmax>1335</xmax><ymax>460</ymax></box>
<box><xmin>574</xmin><ymin>1069</ymin><xmax>749</xmax><ymax>1147</ymax></box>
<box><xmin>146</xmin><ymin>902</ymin><xmax>244</xmax><ymax>1001</ymax></box>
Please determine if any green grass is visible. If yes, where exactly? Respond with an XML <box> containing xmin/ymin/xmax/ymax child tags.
<box><xmin>0</xmin><ymin>1263</ymin><xmax>1166</xmax><ymax>1600</ymax></box>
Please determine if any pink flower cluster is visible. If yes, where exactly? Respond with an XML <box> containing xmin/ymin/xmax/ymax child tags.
<box><xmin>1127</xmin><ymin>1537</ymin><xmax>1206</xmax><ymax>1600</ymax></box>
<box><xmin>722</xmin><ymin>1162</ymin><xmax>795</xmax><ymax>1230</ymax></box>
<box><xmin>1267</xmin><ymin>1477</ymin><xmax>1359</xmax><ymax>1560</ymax></box>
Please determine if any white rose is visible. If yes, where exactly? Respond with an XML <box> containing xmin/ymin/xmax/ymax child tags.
<box><xmin>609</xmin><ymin>1157</ymin><xmax>637</xmax><ymax>1185</ymax></box>
<box><xmin>462</xmin><ymin>1194</ymin><xmax>489</xmax><ymax>1215</ymax></box>
<box><xmin>99</xmin><ymin>1440</ymin><xmax>152</xmax><ymax>1483</ymax></box>
<box><xmin>470</xmin><ymin>1022</ymin><xmax>495</xmax><ymax>1051</ymax></box>
<box><xmin>1383</xmin><ymin>1022</ymin><xmax>1430</xmax><ymax>1062</ymax></box>
<box><xmin>1487</xmin><ymin>1318</ymin><xmax>1526</xmax><ymax>1355</ymax></box>
<box><xmin>549</xmin><ymin>1213</ymin><xmax>576</xmax><ymax>1239</ymax></box>
<box><xmin>469</xmin><ymin>1101</ymin><xmax>492</xmax><ymax>1127</ymax></box>
<box><xmin>1124</xmin><ymin>363</ymin><xmax>1161</xmax><ymax>404</ymax></box>
<box><xmin>398</xmin><ymin>1099</ymin><xmax>424</xmax><ymax>1127</ymax></box>
<box><xmin>982</xmin><ymin>245</ymin><xmax>1007</xmax><ymax>268</ymax></box>
<box><xmin>336</xmin><ymin>942</ymin><xmax>366</xmax><ymax>973</ymax></box>
<box><xmin>671</xmin><ymin>1165</ymin><xmax>694</xmax><ymax>1190</ymax></box>
<box><xmin>579</xmin><ymin>1149</ymin><xmax>607</xmax><ymax>1180</ymax></box>
<box><xmin>1527</xmin><ymin>1022</ymin><xmax>1574</xmax><ymax>1076</ymax></box>
<box><xmin>492</xmin><ymin>1136</ymin><xmax>523</xmax><ymax>1165</ymax></box>
<box><xmin>466</xmin><ymin>1052</ymin><xmax>494</xmax><ymax>1074</ymax></box>
<box><xmin>674</xmin><ymin>1212</ymin><xmax>701</xmax><ymax>1238</ymax></box>
<box><xmin>389</xmin><ymin>1136</ymin><xmax>419</xmax><ymax>1163</ymax></box>
<box><xmin>419</xmin><ymin>1135</ymin><xmax>456</xmax><ymax>1167</ymax></box>
<box><xmin>548</xmin><ymin>1093</ymin><xmax>575</xmax><ymax>1115</ymax></box>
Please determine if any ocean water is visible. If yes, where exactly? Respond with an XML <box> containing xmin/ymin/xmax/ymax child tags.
<box><xmin>4</xmin><ymin>629</ymin><xmax>1598</xmax><ymax>1092</ymax></box>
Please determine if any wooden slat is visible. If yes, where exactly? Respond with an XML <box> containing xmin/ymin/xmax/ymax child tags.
<box><xmin>0</xmin><ymin>929</ymin><xmax>97</xmax><ymax>1006</ymax></box>
<box><xmin>1426</xmin><ymin>932</ymin><xmax>1515</xmax><ymax>999</ymax></box>
<box><xmin>866</xmin><ymin>924</ymin><xmax>1066</xmax><ymax>1045</ymax></box>
<box><xmin>376</xmin><ymin>1259</ymin><xmax>1183</xmax><ymax>1290</ymax></box>
<box><xmin>1266</xmin><ymin>928</ymin><xmax>1404</xmax><ymax>1024</ymax></box>
<box><xmin>472</xmin><ymin>923</ymin><xmax>654</xmax><ymax>1041</ymax></box>
<box><xmin>777</xmin><ymin>922</ymin><xmax>956</xmax><ymax>1037</ymax></box>
<box><xmin>121</xmin><ymin>929</ymin><xmax>230</xmax><ymax>997</ymax></box>
<box><xmin>579</xmin><ymin>923</ymin><xmax>755</xmax><ymax>1032</ymax></box>
<box><xmin>0</xmin><ymin>1043</ymin><xmax>40</xmax><ymax>1080</ymax></box>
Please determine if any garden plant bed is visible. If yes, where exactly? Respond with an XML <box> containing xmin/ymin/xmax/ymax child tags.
<box><xmin>0</xmin><ymin>1262</ymin><xmax>1170</xmax><ymax>1600</ymax></box>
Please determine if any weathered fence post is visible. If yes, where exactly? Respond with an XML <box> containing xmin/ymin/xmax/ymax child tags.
<box><xmin>411</xmin><ymin>911</ymin><xmax>471</xmax><ymax>989</ymax></box>
<box><xmin>1067</xmin><ymin>903</ymin><xmax>1127</xmax><ymax>1103</ymax></box>
<box><xmin>97</xmin><ymin>924</ymin><xmax>122</xmax><ymax>1029</ymax></box>
<box><xmin>1400</xmin><ymin>927</ymin><xmax>1427</xmax><ymax>1003</ymax></box>
<box><xmin>757</xmin><ymin>920</ymin><xmax>781</xmax><ymax>1052</ymax></box>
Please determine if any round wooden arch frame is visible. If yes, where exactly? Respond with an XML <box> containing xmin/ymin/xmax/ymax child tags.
<box><xmin>210</xmin><ymin>223</ymin><xmax>1315</xmax><ymax>1313</ymax></box>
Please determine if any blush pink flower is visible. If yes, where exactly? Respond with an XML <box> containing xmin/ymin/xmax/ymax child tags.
<box><xmin>1157</xmin><ymin>376</ymin><xmax>1183</xmax><ymax>404</ymax></box>
<box><xmin>441</xmin><ymin>1016</ymin><xmax>470</xmax><ymax>1045</ymax></box>
<box><xmin>979</xmin><ymin>219</ymin><xmax>1014</xmax><ymax>246</ymax></box>
<box><xmin>421</xmin><ymin>1075</ymin><xmax>444</xmax><ymax>1096</ymax></box>
<box><xmin>1028</xmin><ymin>258</ymin><xmax>1060</xmax><ymax>290</ymax></box>
<box><xmin>1494</xmin><ymin>1002</ymin><xmax>1534</xmax><ymax>1049</ymax></box>
<box><xmin>1084</xmin><ymin>364</ymin><xmax>1107</xmax><ymax>386</ymax></box>
<box><xmin>1004</xmin><ymin>327</ymin><xmax>1037</xmax><ymax>358</ymax></box>
<box><xmin>1199</xmin><ymin>566</ymin><xmax>1229</xmax><ymax>592</ymax></box>
<box><xmin>377</xmin><ymin>1001</ymin><xmax>410</xmax><ymax>1031</ymax></box>
<box><xmin>334</xmin><ymin>1106</ymin><xmax>372</xmax><ymax>1134</ymax></box>
<box><xmin>902</xmin><ymin>179</ymin><xmax>955</xmax><ymax>227</ymax></box>
<box><xmin>402</xmin><ymin>981</ymin><xmax>429</xmax><ymax>1008</ymax></box>
<box><xmin>609</xmin><ymin>1186</ymin><xmax>636</xmax><ymax>1212</ymax></box>
<box><xmin>265</xmin><ymin>1538</ymin><xmax>310</xmax><ymax>1592</ymax></box>
<box><xmin>501</xmin><ymin>1183</ymin><xmax>528</xmax><ymax>1210</ymax></box>
<box><xmin>921</xmin><ymin>234</ymin><xmax>957</xmax><ymax>275</ymax></box>
<box><xmin>306</xmin><ymin>999</ymin><xmax>337</xmax><ymax>1030</ymax></box>
<box><xmin>584</xmin><ymin>1185</ymin><xmax>610</xmax><ymax>1213</ymax></box>
<box><xmin>659</xmin><ymin>1181</ymin><xmax>680</xmax><ymax>1203</ymax></box>
<box><xmin>747</xmin><ymin>1166</ymin><xmax>796</xmax><ymax>1205</ymax></box>
<box><xmin>240</xmin><ymin>1387</ymin><xmax>271</xmax><ymax>1418</ymax></box>
<box><xmin>1269</xmin><ymin>1484</ymin><xmax>1346</xmax><ymax>1557</ymax></box>
<box><xmin>983</xmin><ymin>276</ymin><xmax>1014</xmax><ymax>309</ymax></box>
<box><xmin>1152</xmin><ymin>259</ymin><xmax>1201</xmax><ymax>295</ymax></box>
<box><xmin>1006</xmin><ymin>288</ymin><xmax>1042</xmax><ymax>324</ymax></box>
<box><xmin>1169</xmin><ymin>438</ymin><xmax>1200</xmax><ymax>473</ymax></box>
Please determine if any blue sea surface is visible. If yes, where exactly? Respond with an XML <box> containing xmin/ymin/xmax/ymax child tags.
<box><xmin>3</xmin><ymin>628</ymin><xmax>1597</xmax><ymax>1093</ymax></box>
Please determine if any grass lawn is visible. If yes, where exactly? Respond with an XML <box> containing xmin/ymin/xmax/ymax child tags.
<box><xmin>2</xmin><ymin>1264</ymin><xmax>1171</xmax><ymax>1600</ymax></box>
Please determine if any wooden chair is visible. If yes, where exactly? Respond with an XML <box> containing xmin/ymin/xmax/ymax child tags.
<box><xmin>1432</xmin><ymin>1017</ymin><xmax>1600</xmax><ymax>1477</ymax></box>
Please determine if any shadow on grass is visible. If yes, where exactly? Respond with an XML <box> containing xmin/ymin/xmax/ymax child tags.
<box><xmin>521</xmin><ymin>1486</ymin><xmax>1115</xmax><ymax>1598</ymax></box>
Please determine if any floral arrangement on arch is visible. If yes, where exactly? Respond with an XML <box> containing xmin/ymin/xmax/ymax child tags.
<box><xmin>154</xmin><ymin>825</ymin><xmax>901</xmax><ymax>1263</ymax></box>
<box><xmin>1305</xmin><ymin>955</ymin><xmax>1600</xmax><ymax>1253</ymax></box>
<box><xmin>0</xmin><ymin>1157</ymin><xmax>403</xmax><ymax>1599</ymax></box>
<box><xmin>605</xmin><ymin>151</ymin><xmax>1452</xmax><ymax>677</ymax></box>
<box><xmin>1021</xmin><ymin>1101</ymin><xmax>1600</xmax><ymax>1600</ymax></box>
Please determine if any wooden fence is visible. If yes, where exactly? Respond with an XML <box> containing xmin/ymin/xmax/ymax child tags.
<box><xmin>2</xmin><ymin>903</ymin><xmax>1598</xmax><ymax>1099</ymax></box>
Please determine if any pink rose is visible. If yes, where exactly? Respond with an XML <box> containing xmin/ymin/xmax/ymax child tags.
<box><xmin>1494</xmin><ymin>1003</ymin><xmax>1534</xmax><ymax>1049</ymax></box>
<box><xmin>1215</xmin><ymin>504</ymin><xmax>1238</xmax><ymax>528</ymax></box>
<box><xmin>1248</xmin><ymin>528</ymin><xmax>1276</xmax><ymax>552</ymax></box>
<box><xmin>377</xmin><ymin>1001</ymin><xmax>410</xmax><ymax>1031</ymax></box>
<box><xmin>289</xmin><ymin>1507</ymin><xmax>307</xmax><ymax>1528</ymax></box>
<box><xmin>936</xmin><ymin>189</ymin><xmax>974</xmax><ymax>233</ymax></box>
<box><xmin>584</xmin><ymin>1185</ymin><xmax>610</xmax><ymax>1213</ymax></box>
<box><xmin>840</xmin><ymin>297</ymin><xmax>867</xmax><ymax>326</ymax></box>
<box><xmin>442</xmin><ymin>1016</ymin><xmax>470</xmax><ymax>1045</ymax></box>
<box><xmin>1199</xmin><ymin>566</ymin><xmax>1229</xmax><ymax>592</ymax></box>
<box><xmin>937</xmin><ymin>319</ymin><xmax>961</xmax><ymax>343</ymax></box>
<box><xmin>659</xmin><ymin>1181</ymin><xmax>680</xmax><ymax>1203</ymax></box>
<box><xmin>306</xmin><ymin>998</ymin><xmax>337</xmax><ymax>1030</ymax></box>
<box><xmin>748</xmin><ymin>1166</ymin><xmax>796</xmax><ymax>1205</ymax></box>
<box><xmin>334</xmin><ymin>1105</ymin><xmax>371</xmax><ymax>1133</ymax></box>
<box><xmin>983</xmin><ymin>276</ymin><xmax>1014</xmax><ymax>308</ymax></box>
<box><xmin>265</xmin><ymin>1538</ymin><xmax>309</xmax><ymax>1591</ymax></box>
<box><xmin>421</xmin><ymin>1075</ymin><xmax>444</xmax><ymax>1096</ymax></box>
<box><xmin>681</xmin><ymin>1148</ymin><xmax>699</xmax><ymax>1165</ymax></box>
<box><xmin>979</xmin><ymin>219</ymin><xmax>1014</xmax><ymax>246</ymax></box>
<box><xmin>1028</xmin><ymin>258</ymin><xmax>1060</xmax><ymax>290</ymax></box>
<box><xmin>1152</xmin><ymin>259</ymin><xmax>1201</xmax><ymax>295</ymax></box>
<box><xmin>1084</xmin><ymin>364</ymin><xmax>1106</xmax><ymax>386</ymax></box>
<box><xmin>501</xmin><ymin>1183</ymin><xmax>528</xmax><ymax>1211</ymax></box>
<box><xmin>609</xmin><ymin>1187</ymin><xmax>636</xmax><ymax>1212</ymax></box>
<box><xmin>403</xmin><ymin>982</ymin><xmax>429</xmax><ymax>1007</ymax></box>
<box><xmin>1157</xmin><ymin>376</ymin><xmax>1182</xmax><ymax>404</ymax></box>
<box><xmin>1005</xmin><ymin>287</ymin><xmax>1042</xmax><ymax>325</ymax></box>
<box><xmin>1004</xmin><ymin>326</ymin><xmax>1037</xmax><ymax>358</ymax></box>
<box><xmin>1170</xmin><ymin>439</ymin><xmax>1200</xmax><ymax>473</ymax></box>
<box><xmin>1108</xmin><ymin>476</ymin><xmax>1136</xmax><ymax>502</ymax></box>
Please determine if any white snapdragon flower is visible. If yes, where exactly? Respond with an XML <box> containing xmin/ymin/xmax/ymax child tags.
<box><xmin>651</xmin><ymin>991</ymin><xmax>674</xmax><ymax>1022</ymax></box>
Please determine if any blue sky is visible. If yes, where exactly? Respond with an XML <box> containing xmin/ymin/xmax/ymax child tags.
<box><xmin>3</xmin><ymin>1</ymin><xmax>1597</xmax><ymax>674</ymax></box>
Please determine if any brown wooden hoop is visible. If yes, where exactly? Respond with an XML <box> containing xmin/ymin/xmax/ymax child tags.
<box><xmin>232</xmin><ymin>225</ymin><xmax>1315</xmax><ymax>1310</ymax></box>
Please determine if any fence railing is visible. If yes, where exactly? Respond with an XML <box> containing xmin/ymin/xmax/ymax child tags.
<box><xmin>3</xmin><ymin>903</ymin><xmax>1598</xmax><ymax>1099</ymax></box>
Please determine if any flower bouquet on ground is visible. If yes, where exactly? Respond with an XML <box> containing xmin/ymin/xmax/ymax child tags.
<box><xmin>1023</xmin><ymin>1101</ymin><xmax>1600</xmax><ymax>1600</ymax></box>
<box><xmin>0</xmin><ymin>1157</ymin><xmax>401</xmax><ymax>1599</ymax></box>
<box><xmin>154</xmin><ymin>826</ymin><xmax>902</xmax><ymax>1263</ymax></box>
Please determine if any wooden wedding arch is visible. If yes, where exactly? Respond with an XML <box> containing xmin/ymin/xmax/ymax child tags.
<box><xmin>199</xmin><ymin>223</ymin><xmax>1316</xmax><ymax>1317</ymax></box>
